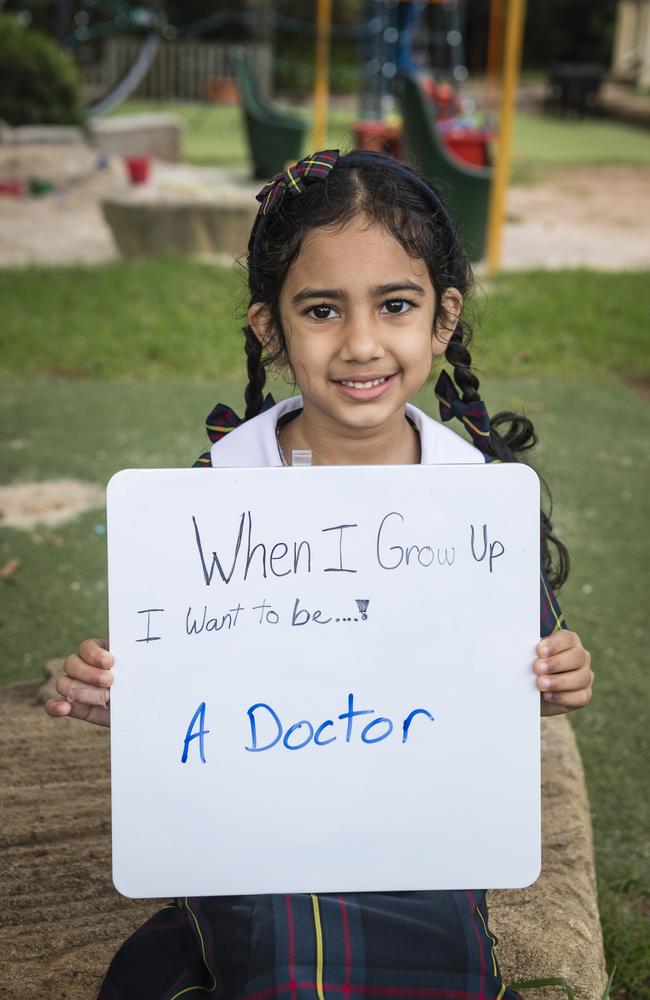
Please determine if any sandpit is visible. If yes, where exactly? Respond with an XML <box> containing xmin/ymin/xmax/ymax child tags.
<box><xmin>0</xmin><ymin>480</ymin><xmax>105</xmax><ymax>530</ymax></box>
<box><xmin>1</xmin><ymin>139</ymin><xmax>649</xmax><ymax>270</ymax></box>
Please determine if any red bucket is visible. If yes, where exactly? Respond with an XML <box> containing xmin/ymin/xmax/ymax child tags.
<box><xmin>441</xmin><ymin>129</ymin><xmax>497</xmax><ymax>168</ymax></box>
<box><xmin>124</xmin><ymin>156</ymin><xmax>152</xmax><ymax>185</ymax></box>
<box><xmin>0</xmin><ymin>180</ymin><xmax>25</xmax><ymax>197</ymax></box>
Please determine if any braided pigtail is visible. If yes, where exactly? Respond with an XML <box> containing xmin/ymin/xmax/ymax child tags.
<box><xmin>444</xmin><ymin>324</ymin><xmax>481</xmax><ymax>404</ymax></box>
<box><xmin>243</xmin><ymin>325</ymin><xmax>267</xmax><ymax>421</ymax></box>
<box><xmin>444</xmin><ymin>325</ymin><xmax>570</xmax><ymax>590</ymax></box>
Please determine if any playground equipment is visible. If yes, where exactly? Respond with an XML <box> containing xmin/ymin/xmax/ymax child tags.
<box><xmin>313</xmin><ymin>0</ymin><xmax>333</xmax><ymax>148</ymax></box>
<box><xmin>61</xmin><ymin>0</ymin><xmax>524</xmax><ymax>269</ymax></box>
<box><xmin>62</xmin><ymin>1</ymin><xmax>166</xmax><ymax>117</ymax></box>
<box><xmin>230</xmin><ymin>49</ymin><xmax>306</xmax><ymax>179</ymax></box>
<box><xmin>350</xmin><ymin>2</ymin><xmax>484</xmax><ymax>166</ymax></box>
<box><xmin>395</xmin><ymin>69</ymin><xmax>491</xmax><ymax>262</ymax></box>
<box><xmin>347</xmin><ymin>0</ymin><xmax>535</xmax><ymax>269</ymax></box>
<box><xmin>88</xmin><ymin>31</ymin><xmax>160</xmax><ymax>117</ymax></box>
<box><xmin>485</xmin><ymin>0</ymin><xmax>527</xmax><ymax>271</ymax></box>
<box><xmin>358</xmin><ymin>0</ymin><xmax>467</xmax><ymax>122</ymax></box>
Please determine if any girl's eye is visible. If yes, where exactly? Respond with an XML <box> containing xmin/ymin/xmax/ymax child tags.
<box><xmin>306</xmin><ymin>304</ymin><xmax>338</xmax><ymax>321</ymax></box>
<box><xmin>381</xmin><ymin>299</ymin><xmax>413</xmax><ymax>315</ymax></box>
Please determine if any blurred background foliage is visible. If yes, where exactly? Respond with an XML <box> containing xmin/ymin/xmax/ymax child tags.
<box><xmin>0</xmin><ymin>0</ymin><xmax>620</xmax><ymax>95</ymax></box>
<box><xmin>0</xmin><ymin>11</ymin><xmax>84</xmax><ymax>124</ymax></box>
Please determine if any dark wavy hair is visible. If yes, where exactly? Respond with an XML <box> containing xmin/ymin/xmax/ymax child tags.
<box><xmin>239</xmin><ymin>149</ymin><xmax>569</xmax><ymax>589</ymax></box>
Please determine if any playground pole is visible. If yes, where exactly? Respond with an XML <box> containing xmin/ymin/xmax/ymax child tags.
<box><xmin>485</xmin><ymin>0</ymin><xmax>505</xmax><ymax>117</ymax></box>
<box><xmin>313</xmin><ymin>0</ymin><xmax>333</xmax><ymax>149</ymax></box>
<box><xmin>486</xmin><ymin>0</ymin><xmax>527</xmax><ymax>273</ymax></box>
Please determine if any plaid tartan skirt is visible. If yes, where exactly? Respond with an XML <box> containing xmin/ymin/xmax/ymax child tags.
<box><xmin>98</xmin><ymin>890</ymin><xmax>521</xmax><ymax>999</ymax></box>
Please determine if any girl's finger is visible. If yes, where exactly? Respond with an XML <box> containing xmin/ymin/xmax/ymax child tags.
<box><xmin>45</xmin><ymin>698</ymin><xmax>110</xmax><ymax>728</ymax></box>
<box><xmin>45</xmin><ymin>697</ymin><xmax>72</xmax><ymax>718</ymax></box>
<box><xmin>537</xmin><ymin>665</ymin><xmax>593</xmax><ymax>694</ymax></box>
<box><xmin>536</xmin><ymin>630</ymin><xmax>580</xmax><ymax>658</ymax></box>
<box><xmin>77</xmin><ymin>638</ymin><xmax>113</xmax><ymax>669</ymax></box>
<box><xmin>65</xmin><ymin>700</ymin><xmax>110</xmax><ymax>727</ymax></box>
<box><xmin>534</xmin><ymin>646</ymin><xmax>590</xmax><ymax>676</ymax></box>
<box><xmin>55</xmin><ymin>674</ymin><xmax>111</xmax><ymax>708</ymax></box>
<box><xmin>543</xmin><ymin>685</ymin><xmax>593</xmax><ymax>710</ymax></box>
<box><xmin>63</xmin><ymin>653</ymin><xmax>113</xmax><ymax>688</ymax></box>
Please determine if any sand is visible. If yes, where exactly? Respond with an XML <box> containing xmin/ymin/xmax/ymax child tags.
<box><xmin>1</xmin><ymin>144</ymin><xmax>648</xmax><ymax>270</ymax></box>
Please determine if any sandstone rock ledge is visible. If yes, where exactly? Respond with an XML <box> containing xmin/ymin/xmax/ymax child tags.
<box><xmin>490</xmin><ymin>716</ymin><xmax>607</xmax><ymax>998</ymax></box>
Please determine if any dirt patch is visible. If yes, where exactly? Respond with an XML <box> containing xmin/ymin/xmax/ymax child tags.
<box><xmin>0</xmin><ymin>480</ymin><xmax>105</xmax><ymax>530</ymax></box>
<box><xmin>503</xmin><ymin>165</ymin><xmax>650</xmax><ymax>270</ymax></box>
<box><xmin>622</xmin><ymin>376</ymin><xmax>650</xmax><ymax>399</ymax></box>
<box><xmin>0</xmin><ymin>668</ymin><xmax>606</xmax><ymax>1000</ymax></box>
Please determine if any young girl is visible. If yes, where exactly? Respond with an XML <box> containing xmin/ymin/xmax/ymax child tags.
<box><xmin>46</xmin><ymin>149</ymin><xmax>594</xmax><ymax>999</ymax></box>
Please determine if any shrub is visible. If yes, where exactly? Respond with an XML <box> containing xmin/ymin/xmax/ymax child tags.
<box><xmin>0</xmin><ymin>14</ymin><xmax>84</xmax><ymax>127</ymax></box>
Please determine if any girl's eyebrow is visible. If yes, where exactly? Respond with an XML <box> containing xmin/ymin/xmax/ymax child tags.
<box><xmin>374</xmin><ymin>281</ymin><xmax>426</xmax><ymax>297</ymax></box>
<box><xmin>291</xmin><ymin>287</ymin><xmax>343</xmax><ymax>305</ymax></box>
<box><xmin>291</xmin><ymin>281</ymin><xmax>426</xmax><ymax>305</ymax></box>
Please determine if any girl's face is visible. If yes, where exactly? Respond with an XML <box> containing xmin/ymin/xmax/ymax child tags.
<box><xmin>249</xmin><ymin>214</ymin><xmax>461</xmax><ymax>439</ymax></box>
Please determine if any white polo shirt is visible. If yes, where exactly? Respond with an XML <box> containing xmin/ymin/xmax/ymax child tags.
<box><xmin>210</xmin><ymin>396</ymin><xmax>485</xmax><ymax>468</ymax></box>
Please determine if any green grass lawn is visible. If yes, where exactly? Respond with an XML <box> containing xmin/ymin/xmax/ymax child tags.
<box><xmin>114</xmin><ymin>100</ymin><xmax>650</xmax><ymax>174</ymax></box>
<box><xmin>1</xmin><ymin>261</ymin><xmax>649</xmax><ymax>382</ymax></box>
<box><xmin>512</xmin><ymin>113</ymin><xmax>650</xmax><ymax>168</ymax></box>
<box><xmin>1</xmin><ymin>262</ymin><xmax>649</xmax><ymax>997</ymax></box>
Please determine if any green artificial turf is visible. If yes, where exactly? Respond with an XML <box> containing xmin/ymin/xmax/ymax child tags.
<box><xmin>1</xmin><ymin>263</ymin><xmax>649</xmax><ymax>382</ymax></box>
<box><xmin>1</xmin><ymin>374</ymin><xmax>649</xmax><ymax>995</ymax></box>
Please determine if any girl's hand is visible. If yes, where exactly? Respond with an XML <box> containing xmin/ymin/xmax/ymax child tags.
<box><xmin>44</xmin><ymin>638</ymin><xmax>113</xmax><ymax>728</ymax></box>
<box><xmin>534</xmin><ymin>630</ymin><xmax>594</xmax><ymax>717</ymax></box>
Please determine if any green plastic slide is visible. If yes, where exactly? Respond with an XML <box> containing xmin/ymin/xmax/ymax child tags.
<box><xmin>395</xmin><ymin>70</ymin><xmax>492</xmax><ymax>262</ymax></box>
<box><xmin>231</xmin><ymin>49</ymin><xmax>306</xmax><ymax>180</ymax></box>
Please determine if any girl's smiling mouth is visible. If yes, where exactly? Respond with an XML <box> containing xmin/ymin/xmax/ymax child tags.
<box><xmin>332</xmin><ymin>372</ymin><xmax>399</xmax><ymax>400</ymax></box>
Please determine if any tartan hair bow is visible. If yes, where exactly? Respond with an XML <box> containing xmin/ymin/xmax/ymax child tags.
<box><xmin>205</xmin><ymin>394</ymin><xmax>276</xmax><ymax>443</ymax></box>
<box><xmin>193</xmin><ymin>394</ymin><xmax>276</xmax><ymax>466</ymax></box>
<box><xmin>434</xmin><ymin>369</ymin><xmax>492</xmax><ymax>452</ymax></box>
<box><xmin>255</xmin><ymin>149</ymin><xmax>340</xmax><ymax>217</ymax></box>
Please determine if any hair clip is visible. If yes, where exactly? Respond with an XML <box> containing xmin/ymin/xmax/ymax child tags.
<box><xmin>204</xmin><ymin>394</ymin><xmax>276</xmax><ymax>444</ymax></box>
<box><xmin>434</xmin><ymin>369</ymin><xmax>492</xmax><ymax>452</ymax></box>
<box><xmin>255</xmin><ymin>150</ymin><xmax>340</xmax><ymax>218</ymax></box>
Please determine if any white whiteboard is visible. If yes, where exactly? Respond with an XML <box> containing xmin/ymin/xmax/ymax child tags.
<box><xmin>107</xmin><ymin>464</ymin><xmax>541</xmax><ymax>898</ymax></box>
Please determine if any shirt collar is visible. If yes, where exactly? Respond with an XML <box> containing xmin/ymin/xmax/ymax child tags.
<box><xmin>210</xmin><ymin>396</ymin><xmax>484</xmax><ymax>468</ymax></box>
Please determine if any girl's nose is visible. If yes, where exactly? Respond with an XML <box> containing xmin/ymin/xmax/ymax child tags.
<box><xmin>339</xmin><ymin>316</ymin><xmax>385</xmax><ymax>362</ymax></box>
